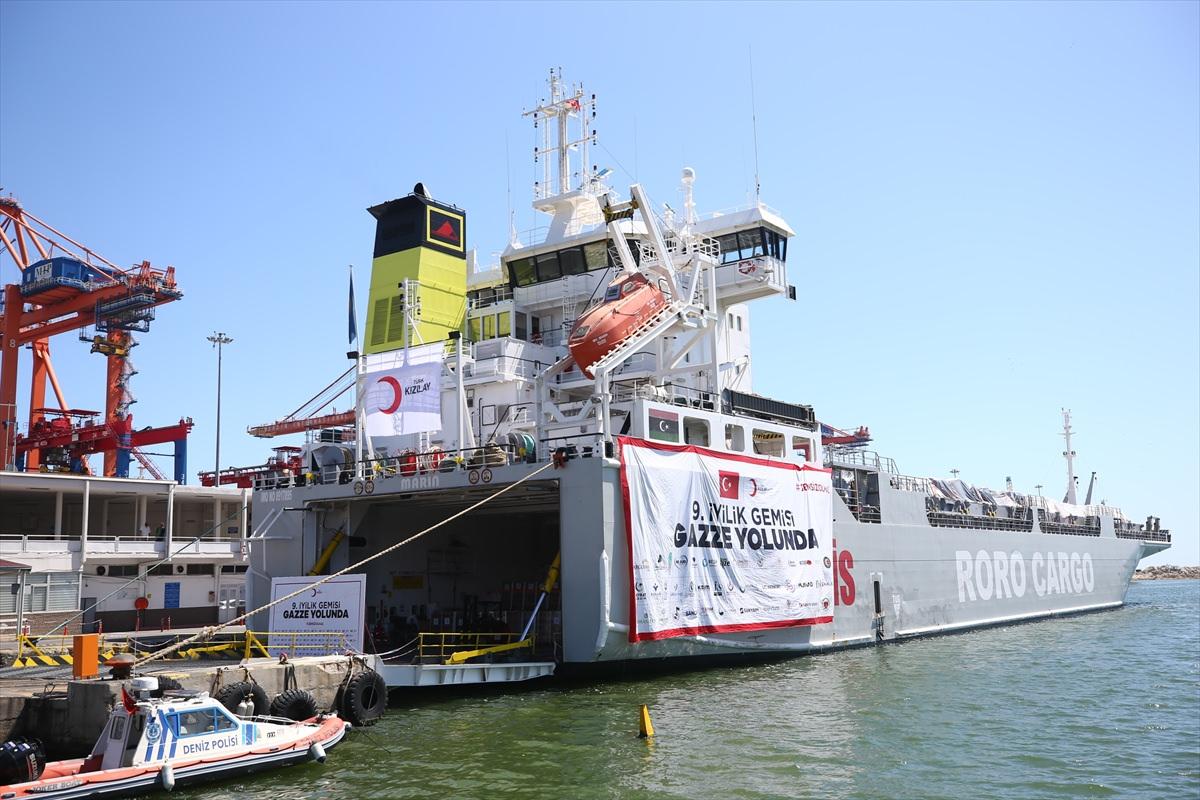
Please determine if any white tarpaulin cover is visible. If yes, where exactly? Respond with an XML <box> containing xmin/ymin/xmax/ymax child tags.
<box><xmin>268</xmin><ymin>573</ymin><xmax>366</xmax><ymax>656</ymax></box>
<box><xmin>619</xmin><ymin>436</ymin><xmax>834</xmax><ymax>642</ymax></box>
<box><xmin>362</xmin><ymin>343</ymin><xmax>443</xmax><ymax>445</ymax></box>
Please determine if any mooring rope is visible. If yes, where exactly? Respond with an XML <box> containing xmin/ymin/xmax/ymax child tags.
<box><xmin>133</xmin><ymin>461</ymin><xmax>558</xmax><ymax>667</ymax></box>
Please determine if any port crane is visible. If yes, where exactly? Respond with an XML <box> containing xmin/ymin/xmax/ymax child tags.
<box><xmin>0</xmin><ymin>196</ymin><xmax>191</xmax><ymax>480</ymax></box>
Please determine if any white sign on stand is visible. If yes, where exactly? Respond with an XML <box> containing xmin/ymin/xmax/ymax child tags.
<box><xmin>268</xmin><ymin>574</ymin><xmax>366</xmax><ymax>656</ymax></box>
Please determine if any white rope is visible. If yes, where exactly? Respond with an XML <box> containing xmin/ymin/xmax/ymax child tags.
<box><xmin>133</xmin><ymin>461</ymin><xmax>558</xmax><ymax>667</ymax></box>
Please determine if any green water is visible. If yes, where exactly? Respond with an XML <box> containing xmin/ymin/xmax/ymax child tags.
<box><xmin>179</xmin><ymin>580</ymin><xmax>1199</xmax><ymax>799</ymax></box>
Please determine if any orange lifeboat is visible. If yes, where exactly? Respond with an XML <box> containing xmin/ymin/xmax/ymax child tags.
<box><xmin>568</xmin><ymin>273</ymin><xmax>667</xmax><ymax>378</ymax></box>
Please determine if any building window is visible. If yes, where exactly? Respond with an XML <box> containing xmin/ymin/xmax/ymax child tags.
<box><xmin>4</xmin><ymin>571</ymin><xmax>80</xmax><ymax>614</ymax></box>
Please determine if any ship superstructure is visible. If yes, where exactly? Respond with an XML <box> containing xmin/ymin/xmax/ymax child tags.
<box><xmin>244</xmin><ymin>72</ymin><xmax>1170</xmax><ymax>683</ymax></box>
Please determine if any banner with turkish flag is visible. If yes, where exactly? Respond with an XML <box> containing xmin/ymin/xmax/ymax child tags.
<box><xmin>618</xmin><ymin>436</ymin><xmax>834</xmax><ymax>642</ymax></box>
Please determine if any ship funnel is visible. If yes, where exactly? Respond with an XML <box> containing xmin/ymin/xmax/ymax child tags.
<box><xmin>364</xmin><ymin>189</ymin><xmax>467</xmax><ymax>354</ymax></box>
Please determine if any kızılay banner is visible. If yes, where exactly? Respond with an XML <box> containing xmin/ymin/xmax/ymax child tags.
<box><xmin>362</xmin><ymin>343</ymin><xmax>443</xmax><ymax>442</ymax></box>
<box><xmin>618</xmin><ymin>436</ymin><xmax>834</xmax><ymax>642</ymax></box>
<box><xmin>268</xmin><ymin>574</ymin><xmax>366</xmax><ymax>656</ymax></box>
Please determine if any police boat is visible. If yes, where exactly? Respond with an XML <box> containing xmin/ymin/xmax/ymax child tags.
<box><xmin>0</xmin><ymin>677</ymin><xmax>349</xmax><ymax>798</ymax></box>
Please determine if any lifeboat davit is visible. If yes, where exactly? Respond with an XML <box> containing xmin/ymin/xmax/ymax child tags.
<box><xmin>568</xmin><ymin>273</ymin><xmax>667</xmax><ymax>378</ymax></box>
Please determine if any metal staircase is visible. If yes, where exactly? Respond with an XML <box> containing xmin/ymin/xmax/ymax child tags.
<box><xmin>586</xmin><ymin>301</ymin><xmax>685</xmax><ymax>377</ymax></box>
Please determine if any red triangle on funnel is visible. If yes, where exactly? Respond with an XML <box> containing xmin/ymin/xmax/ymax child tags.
<box><xmin>433</xmin><ymin>220</ymin><xmax>458</xmax><ymax>242</ymax></box>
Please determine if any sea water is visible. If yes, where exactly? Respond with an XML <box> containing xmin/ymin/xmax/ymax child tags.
<box><xmin>178</xmin><ymin>580</ymin><xmax>1199</xmax><ymax>799</ymax></box>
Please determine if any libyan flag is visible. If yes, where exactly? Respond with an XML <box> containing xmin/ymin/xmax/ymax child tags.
<box><xmin>648</xmin><ymin>408</ymin><xmax>679</xmax><ymax>442</ymax></box>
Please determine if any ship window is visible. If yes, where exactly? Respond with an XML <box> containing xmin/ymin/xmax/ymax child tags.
<box><xmin>583</xmin><ymin>241</ymin><xmax>608</xmax><ymax>270</ymax></box>
<box><xmin>508</xmin><ymin>257</ymin><xmax>536</xmax><ymax>287</ymax></box>
<box><xmin>725</xmin><ymin>424</ymin><xmax>745</xmax><ymax>451</ymax></box>
<box><xmin>559</xmin><ymin>247</ymin><xmax>587</xmax><ymax>276</ymax></box>
<box><xmin>738</xmin><ymin>229</ymin><xmax>765</xmax><ymax>258</ymax></box>
<box><xmin>498</xmin><ymin>311</ymin><xmax>511</xmax><ymax>338</ymax></box>
<box><xmin>110</xmin><ymin>715</ymin><xmax>126</xmax><ymax>740</ymax></box>
<box><xmin>215</xmin><ymin>709</ymin><xmax>238</xmax><ymax>732</ymax></box>
<box><xmin>467</xmin><ymin>317</ymin><xmax>481</xmax><ymax>342</ymax></box>
<box><xmin>170</xmin><ymin>709</ymin><xmax>219</xmax><ymax>737</ymax></box>
<box><xmin>683</xmin><ymin>417</ymin><xmax>709</xmax><ymax>447</ymax></box>
<box><xmin>728</xmin><ymin>313</ymin><xmax>734</xmax><ymax>327</ymax></box>
<box><xmin>792</xmin><ymin>436</ymin><xmax>812</xmax><ymax>462</ymax></box>
<box><xmin>483</xmin><ymin>315</ymin><xmax>496</xmax><ymax>339</ymax></box>
<box><xmin>535</xmin><ymin>251</ymin><xmax>561</xmax><ymax>282</ymax></box>
<box><xmin>622</xmin><ymin>281</ymin><xmax>638</xmax><ymax>295</ymax></box>
<box><xmin>515</xmin><ymin>312</ymin><xmax>527</xmax><ymax>341</ymax></box>
<box><xmin>718</xmin><ymin>234</ymin><xmax>740</xmax><ymax>264</ymax></box>
<box><xmin>604</xmin><ymin>285</ymin><xmax>621</xmax><ymax>302</ymax></box>
<box><xmin>752</xmin><ymin>429</ymin><xmax>784</xmax><ymax>457</ymax></box>
<box><xmin>570</xmin><ymin>325</ymin><xmax>589</xmax><ymax>342</ymax></box>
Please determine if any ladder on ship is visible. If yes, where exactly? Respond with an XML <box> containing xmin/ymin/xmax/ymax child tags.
<box><xmin>587</xmin><ymin>301</ymin><xmax>686</xmax><ymax>377</ymax></box>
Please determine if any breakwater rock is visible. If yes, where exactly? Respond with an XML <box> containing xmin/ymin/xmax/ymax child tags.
<box><xmin>1133</xmin><ymin>565</ymin><xmax>1200</xmax><ymax>580</ymax></box>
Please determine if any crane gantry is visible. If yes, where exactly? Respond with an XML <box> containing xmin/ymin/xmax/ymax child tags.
<box><xmin>0</xmin><ymin>195</ymin><xmax>191</xmax><ymax>479</ymax></box>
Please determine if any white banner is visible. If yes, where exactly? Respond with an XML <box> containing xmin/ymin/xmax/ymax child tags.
<box><xmin>362</xmin><ymin>343</ymin><xmax>443</xmax><ymax>441</ymax></box>
<box><xmin>619</xmin><ymin>436</ymin><xmax>834</xmax><ymax>642</ymax></box>
<box><xmin>268</xmin><ymin>574</ymin><xmax>366</xmax><ymax>656</ymax></box>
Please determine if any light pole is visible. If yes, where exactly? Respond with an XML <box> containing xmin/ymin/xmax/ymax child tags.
<box><xmin>207</xmin><ymin>332</ymin><xmax>233</xmax><ymax>484</ymax></box>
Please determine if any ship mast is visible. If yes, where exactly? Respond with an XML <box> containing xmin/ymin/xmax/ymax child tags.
<box><xmin>1061</xmin><ymin>408</ymin><xmax>1078</xmax><ymax>504</ymax></box>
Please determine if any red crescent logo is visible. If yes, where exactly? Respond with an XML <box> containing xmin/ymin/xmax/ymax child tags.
<box><xmin>378</xmin><ymin>376</ymin><xmax>403</xmax><ymax>414</ymax></box>
<box><xmin>721</xmin><ymin>476</ymin><xmax>732</xmax><ymax>492</ymax></box>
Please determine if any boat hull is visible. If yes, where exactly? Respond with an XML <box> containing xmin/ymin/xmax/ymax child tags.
<box><xmin>1</xmin><ymin>717</ymin><xmax>348</xmax><ymax>799</ymax></box>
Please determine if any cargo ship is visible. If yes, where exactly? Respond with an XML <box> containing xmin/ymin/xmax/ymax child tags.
<box><xmin>245</xmin><ymin>72</ymin><xmax>1170</xmax><ymax>684</ymax></box>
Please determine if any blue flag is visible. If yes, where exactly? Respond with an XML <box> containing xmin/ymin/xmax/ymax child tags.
<box><xmin>348</xmin><ymin>268</ymin><xmax>358</xmax><ymax>345</ymax></box>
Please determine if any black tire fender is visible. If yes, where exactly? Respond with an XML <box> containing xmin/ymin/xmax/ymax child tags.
<box><xmin>339</xmin><ymin>670</ymin><xmax>387</xmax><ymax>727</ymax></box>
<box><xmin>269</xmin><ymin>688</ymin><xmax>320</xmax><ymax>721</ymax></box>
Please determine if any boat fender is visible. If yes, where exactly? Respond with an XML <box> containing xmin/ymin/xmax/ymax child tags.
<box><xmin>339</xmin><ymin>670</ymin><xmax>387</xmax><ymax>727</ymax></box>
<box><xmin>308</xmin><ymin>742</ymin><xmax>327</xmax><ymax>764</ymax></box>
<box><xmin>160</xmin><ymin>763</ymin><xmax>175</xmax><ymax>791</ymax></box>
<box><xmin>269</xmin><ymin>688</ymin><xmax>320</xmax><ymax>721</ymax></box>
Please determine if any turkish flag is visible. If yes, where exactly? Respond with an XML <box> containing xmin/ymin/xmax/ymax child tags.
<box><xmin>121</xmin><ymin>686</ymin><xmax>137</xmax><ymax>714</ymax></box>
<box><xmin>718</xmin><ymin>470</ymin><xmax>739</xmax><ymax>500</ymax></box>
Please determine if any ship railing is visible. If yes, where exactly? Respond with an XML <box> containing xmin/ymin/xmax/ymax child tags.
<box><xmin>1116</xmin><ymin>528</ymin><xmax>1171</xmax><ymax>543</ymax></box>
<box><xmin>833</xmin><ymin>487</ymin><xmax>882</xmax><ymax>524</ymax></box>
<box><xmin>826</xmin><ymin>449</ymin><xmax>899</xmax><ymax>475</ymax></box>
<box><xmin>927</xmin><ymin>510</ymin><xmax>1034</xmax><ymax>533</ymax></box>
<box><xmin>537</xmin><ymin>432</ymin><xmax>609</xmax><ymax>462</ymax></box>
<box><xmin>1039</xmin><ymin>521</ymin><xmax>1102</xmax><ymax>537</ymax></box>
<box><xmin>413</xmin><ymin>631</ymin><xmax>533</xmax><ymax>665</ymax></box>
<box><xmin>889</xmin><ymin>474</ymin><xmax>933</xmax><ymax>494</ymax></box>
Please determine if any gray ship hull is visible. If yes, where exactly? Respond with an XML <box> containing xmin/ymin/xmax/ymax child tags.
<box><xmin>247</xmin><ymin>456</ymin><xmax>1166</xmax><ymax>667</ymax></box>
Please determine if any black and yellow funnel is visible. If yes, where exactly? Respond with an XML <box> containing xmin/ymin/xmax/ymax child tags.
<box><xmin>364</xmin><ymin>183</ymin><xmax>467</xmax><ymax>353</ymax></box>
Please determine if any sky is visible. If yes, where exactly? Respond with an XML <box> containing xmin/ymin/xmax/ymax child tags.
<box><xmin>1</xmin><ymin>1</ymin><xmax>1196</xmax><ymax>565</ymax></box>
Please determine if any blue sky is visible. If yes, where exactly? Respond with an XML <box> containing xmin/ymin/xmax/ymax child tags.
<box><xmin>1</xmin><ymin>1</ymin><xmax>1196</xmax><ymax>565</ymax></box>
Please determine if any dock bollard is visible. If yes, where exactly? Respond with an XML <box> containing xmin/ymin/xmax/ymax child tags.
<box><xmin>638</xmin><ymin>704</ymin><xmax>655</xmax><ymax>738</ymax></box>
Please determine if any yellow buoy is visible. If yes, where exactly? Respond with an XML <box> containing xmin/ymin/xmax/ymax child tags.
<box><xmin>638</xmin><ymin>704</ymin><xmax>655</xmax><ymax>738</ymax></box>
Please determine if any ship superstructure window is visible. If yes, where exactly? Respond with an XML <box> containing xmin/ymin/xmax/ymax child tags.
<box><xmin>725</xmin><ymin>424</ymin><xmax>746</xmax><ymax>452</ymax></box>
<box><xmin>683</xmin><ymin>417</ymin><xmax>710</xmax><ymax>447</ymax></box>
<box><xmin>792</xmin><ymin>436</ymin><xmax>813</xmax><ymax>462</ymax></box>
<box><xmin>715</xmin><ymin>228</ymin><xmax>788</xmax><ymax>265</ymax></box>
<box><xmin>752</xmin><ymin>429</ymin><xmax>784</xmax><ymax>458</ymax></box>
<box><xmin>506</xmin><ymin>239</ymin><xmax>641</xmax><ymax>287</ymax></box>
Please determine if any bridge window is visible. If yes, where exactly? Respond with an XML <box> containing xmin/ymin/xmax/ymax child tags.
<box><xmin>583</xmin><ymin>241</ymin><xmax>608</xmax><ymax>270</ymax></box>
<box><xmin>737</xmin><ymin>229</ymin><xmax>765</xmax><ymax>258</ymax></box>
<box><xmin>559</xmin><ymin>247</ymin><xmax>586</xmax><ymax>276</ymax></box>
<box><xmin>509</xmin><ymin>257</ymin><xmax>536</xmax><ymax>287</ymax></box>
<box><xmin>535</xmin><ymin>251</ymin><xmax>561</xmax><ymax>282</ymax></box>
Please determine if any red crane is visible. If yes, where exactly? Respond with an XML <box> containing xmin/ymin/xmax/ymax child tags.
<box><xmin>0</xmin><ymin>196</ymin><xmax>186</xmax><ymax>478</ymax></box>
